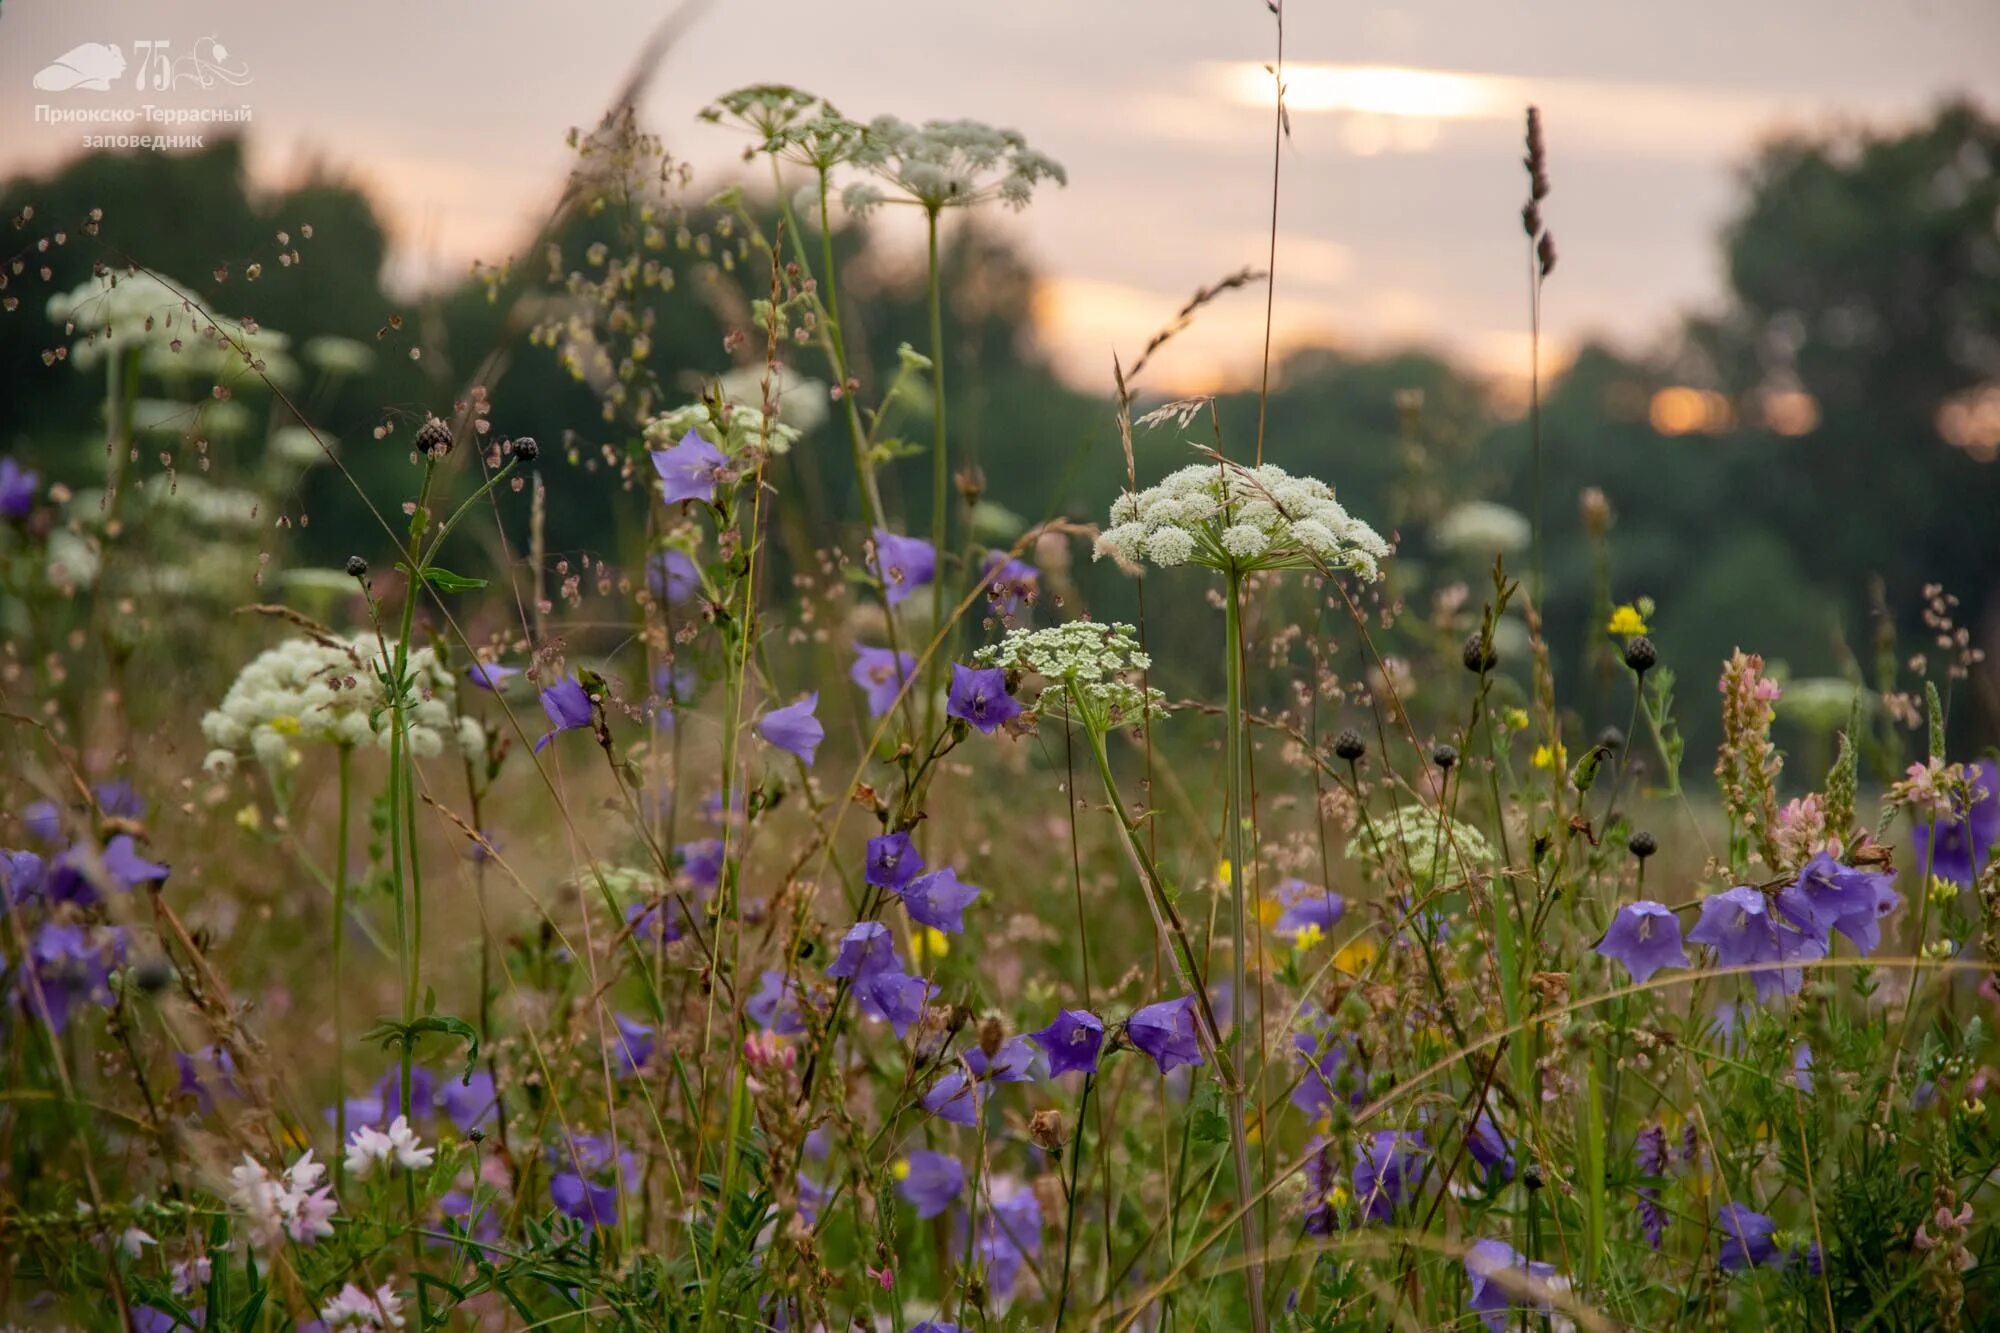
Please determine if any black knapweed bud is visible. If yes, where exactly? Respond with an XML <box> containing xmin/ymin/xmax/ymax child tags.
<box><xmin>1524</xmin><ymin>1165</ymin><xmax>1546</xmax><ymax>1192</ymax></box>
<box><xmin>132</xmin><ymin>957</ymin><xmax>174</xmax><ymax>995</ymax></box>
<box><xmin>1628</xmin><ymin>830</ymin><xmax>1658</xmax><ymax>860</ymax></box>
<box><xmin>1596</xmin><ymin>725</ymin><xmax>1625</xmax><ymax>753</ymax></box>
<box><xmin>1462</xmin><ymin>632</ymin><xmax>1498</xmax><ymax>674</ymax></box>
<box><xmin>345</xmin><ymin>555</ymin><xmax>368</xmax><ymax>579</ymax></box>
<box><xmin>414</xmin><ymin>415</ymin><xmax>453</xmax><ymax>459</ymax></box>
<box><xmin>510</xmin><ymin>436</ymin><xmax>539</xmax><ymax>463</ymax></box>
<box><xmin>1623</xmin><ymin>635</ymin><xmax>1657</xmax><ymax>675</ymax></box>
<box><xmin>1333</xmin><ymin>729</ymin><xmax>1366</xmax><ymax>763</ymax></box>
<box><xmin>1432</xmin><ymin>743</ymin><xmax>1458</xmax><ymax>770</ymax></box>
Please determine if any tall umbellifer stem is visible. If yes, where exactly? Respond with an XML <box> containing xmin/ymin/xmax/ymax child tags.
<box><xmin>1223</xmin><ymin>568</ymin><xmax>1250</xmax><ymax>1049</ymax></box>
<box><xmin>332</xmin><ymin>743</ymin><xmax>353</xmax><ymax>1189</ymax></box>
<box><xmin>1083</xmin><ymin>720</ymin><xmax>1268</xmax><ymax>1333</ymax></box>
<box><xmin>923</xmin><ymin>204</ymin><xmax>949</xmax><ymax>732</ymax></box>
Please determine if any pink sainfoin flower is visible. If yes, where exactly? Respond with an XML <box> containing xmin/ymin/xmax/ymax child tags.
<box><xmin>228</xmin><ymin>1149</ymin><xmax>337</xmax><ymax>1248</ymax></box>
<box><xmin>1773</xmin><ymin>793</ymin><xmax>1832</xmax><ymax>867</ymax></box>
<box><xmin>1716</xmin><ymin>649</ymin><xmax>1785</xmax><ymax>867</ymax></box>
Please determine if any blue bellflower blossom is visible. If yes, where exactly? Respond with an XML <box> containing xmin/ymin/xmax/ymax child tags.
<box><xmin>1465</xmin><ymin>1239</ymin><xmax>1558</xmax><ymax>1332</ymax></box>
<box><xmin>1291</xmin><ymin>1029</ymin><xmax>1361</xmax><ymax>1118</ymax></box>
<box><xmin>465</xmin><ymin>662</ymin><xmax>520</xmax><ymax>692</ymax></box>
<box><xmin>1687</xmin><ymin>886</ymin><xmax>1823</xmax><ymax>1002</ymax></box>
<box><xmin>612</xmin><ymin>1013</ymin><xmax>656</xmax><ymax>1076</ymax></box>
<box><xmin>440</xmin><ymin>1071</ymin><xmax>498</xmax><ymax>1132</ymax></box>
<box><xmin>970</xmin><ymin>1178</ymin><xmax>1042</xmax><ymax>1307</ymax></box>
<box><xmin>651</xmin><ymin>430</ymin><xmax>728</xmax><ymax>506</ymax></box>
<box><xmin>1029</xmin><ymin>1009</ymin><xmax>1104</xmax><ymax>1078</ymax></box>
<box><xmin>850</xmin><ymin>644</ymin><xmax>917</xmax><ymax>718</ymax></box>
<box><xmin>871</xmin><ymin>529</ymin><xmax>936</xmax><ymax>606</ymax></box>
<box><xmin>921</xmin><ymin>1069</ymin><xmax>984</xmax><ymax>1126</ymax></box>
<box><xmin>535</xmin><ymin>677</ymin><xmax>595</xmax><ymax>753</ymax></box>
<box><xmin>1464</xmin><ymin>1108</ymin><xmax>1516</xmax><ymax>1184</ymax></box>
<box><xmin>1352</xmin><ymin>1129</ymin><xmax>1427</xmax><ymax>1223</ymax></box>
<box><xmin>855</xmin><ymin>967</ymin><xmax>933</xmax><ymax>1037</ymax></box>
<box><xmin>1128</xmin><ymin>995</ymin><xmax>1204</xmax><ymax>1074</ymax></box>
<box><xmin>865</xmin><ymin>832</ymin><xmax>925</xmax><ymax>891</ymax></box>
<box><xmin>0</xmin><ymin>456</ymin><xmax>38</xmax><ymax>521</ymax></box>
<box><xmin>1717</xmin><ymin>1203</ymin><xmax>1778</xmax><ymax>1271</ymax></box>
<box><xmin>827</xmin><ymin>921</ymin><xmax>899</xmax><ymax>980</ymax></box>
<box><xmin>25</xmin><ymin>921</ymin><xmax>125</xmax><ymax>1031</ymax></box>
<box><xmin>965</xmin><ymin>1034</ymin><xmax>1041</xmax><ymax>1083</ymax></box>
<box><xmin>748</xmin><ymin>970</ymin><xmax>808</xmax><ymax>1035</ymax></box>
<box><xmin>946</xmin><ymin>664</ymin><xmax>1022</xmax><ymax>735</ymax></box>
<box><xmin>1777</xmin><ymin>852</ymin><xmax>1900</xmax><ymax>955</ymax></box>
<box><xmin>1918</xmin><ymin>758</ymin><xmax>1999</xmax><ymax>885</ymax></box>
<box><xmin>550</xmin><ymin>1134</ymin><xmax>634</xmax><ymax>1228</ymax></box>
<box><xmin>897</xmin><ymin>1150</ymin><xmax>965</xmax><ymax>1219</ymax></box>
<box><xmin>1274</xmin><ymin>879</ymin><xmax>1344</xmax><ymax>940</ymax></box>
<box><xmin>900</xmin><ymin>867</ymin><xmax>980</xmax><ymax>934</ymax></box>
<box><xmin>1595</xmin><ymin>900</ymin><xmax>1690</xmax><ymax>983</ymax></box>
<box><xmin>756</xmin><ymin>692</ymin><xmax>824</xmax><ymax>765</ymax></box>
<box><xmin>980</xmin><ymin>551</ymin><xmax>1038</xmax><ymax>615</ymax></box>
<box><xmin>679</xmin><ymin>838</ymin><xmax>725</xmax><ymax>890</ymax></box>
<box><xmin>1302</xmin><ymin>1135</ymin><xmax>1339</xmax><ymax>1235</ymax></box>
<box><xmin>647</xmin><ymin>548</ymin><xmax>699</xmax><ymax>602</ymax></box>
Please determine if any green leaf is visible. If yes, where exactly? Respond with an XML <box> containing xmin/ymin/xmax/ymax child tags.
<box><xmin>1189</xmin><ymin>1082</ymin><xmax>1229</xmax><ymax>1145</ymax></box>
<box><xmin>422</xmin><ymin>566</ymin><xmax>488</xmax><ymax>594</ymax></box>
<box><xmin>361</xmin><ymin>1013</ymin><xmax>482</xmax><ymax>1082</ymax></box>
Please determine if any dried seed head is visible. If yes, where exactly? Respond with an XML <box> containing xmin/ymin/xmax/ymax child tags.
<box><xmin>1462</xmin><ymin>632</ymin><xmax>1498</xmax><ymax>675</ymax></box>
<box><xmin>978</xmin><ymin>1015</ymin><xmax>1004</xmax><ymax>1059</ymax></box>
<box><xmin>1029</xmin><ymin>1108</ymin><xmax>1066</xmax><ymax>1153</ymax></box>
<box><xmin>414</xmin><ymin>415</ymin><xmax>454</xmax><ymax>459</ymax></box>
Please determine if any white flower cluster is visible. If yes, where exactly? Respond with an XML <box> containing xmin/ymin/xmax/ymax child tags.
<box><xmin>646</xmin><ymin>394</ymin><xmax>804</xmax><ymax>458</ymax></box>
<box><xmin>716</xmin><ymin>364</ymin><xmax>829</xmax><ymax>434</ymax></box>
<box><xmin>319</xmin><ymin>1282</ymin><xmax>406</xmax><ymax>1330</ymax></box>
<box><xmin>227</xmin><ymin>1148</ymin><xmax>337</xmax><ymax>1249</ymax></box>
<box><xmin>845</xmin><ymin>116</ymin><xmax>1065</xmax><ymax>214</ymax></box>
<box><xmin>1095</xmin><ymin>461</ymin><xmax>1390</xmax><ymax>579</ymax></box>
<box><xmin>1432</xmin><ymin>500</ymin><xmax>1530</xmax><ymax>557</ymax></box>
<box><xmin>1351</xmin><ymin>803</ymin><xmax>1496</xmax><ymax>885</ymax></box>
<box><xmin>975</xmin><ymin>621</ymin><xmax>1165</xmax><ymax>724</ymax></box>
<box><xmin>344</xmin><ymin>1114</ymin><xmax>435</xmax><ymax>1180</ymax></box>
<box><xmin>201</xmin><ymin>635</ymin><xmax>483</xmax><ymax>776</ymax></box>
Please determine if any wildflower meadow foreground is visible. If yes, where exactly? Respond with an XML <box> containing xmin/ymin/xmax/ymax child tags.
<box><xmin>4</xmin><ymin>75</ymin><xmax>2000</xmax><ymax>1333</ymax></box>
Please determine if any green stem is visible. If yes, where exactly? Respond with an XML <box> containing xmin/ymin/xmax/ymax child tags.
<box><xmin>1055</xmin><ymin>1072</ymin><xmax>1096</xmax><ymax>1327</ymax></box>
<box><xmin>923</xmin><ymin>206</ymin><xmax>949</xmax><ymax>736</ymax></box>
<box><xmin>333</xmin><ymin>744</ymin><xmax>352</xmax><ymax>1191</ymax></box>
<box><xmin>1223</xmin><ymin>569</ymin><xmax>1249</xmax><ymax>1049</ymax></box>
<box><xmin>1083</xmin><ymin>721</ymin><xmax>1268</xmax><ymax>1333</ymax></box>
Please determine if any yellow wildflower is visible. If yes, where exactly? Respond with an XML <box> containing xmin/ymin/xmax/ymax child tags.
<box><xmin>235</xmin><ymin>804</ymin><xmax>262</xmax><ymax>832</ymax></box>
<box><xmin>1334</xmin><ymin>936</ymin><xmax>1378</xmax><ymax>976</ymax></box>
<box><xmin>891</xmin><ymin>1158</ymin><xmax>912</xmax><ymax>1181</ymax></box>
<box><xmin>1607</xmin><ymin>604</ymin><xmax>1649</xmax><ymax>636</ymax></box>
<box><xmin>1293</xmin><ymin>922</ymin><xmax>1325</xmax><ymax>951</ymax></box>
<box><xmin>916</xmin><ymin>927</ymin><xmax>950</xmax><ymax>962</ymax></box>
<box><xmin>1532</xmin><ymin>741</ymin><xmax>1568</xmax><ymax>771</ymax></box>
<box><xmin>1502</xmin><ymin>707</ymin><xmax>1530</xmax><ymax>732</ymax></box>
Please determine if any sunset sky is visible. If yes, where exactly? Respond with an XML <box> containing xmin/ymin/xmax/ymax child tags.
<box><xmin>4</xmin><ymin>0</ymin><xmax>1996</xmax><ymax>392</ymax></box>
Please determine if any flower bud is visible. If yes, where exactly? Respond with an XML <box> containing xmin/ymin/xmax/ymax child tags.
<box><xmin>1333</xmin><ymin>729</ymin><xmax>1366</xmax><ymax>763</ymax></box>
<box><xmin>1628</xmin><ymin>830</ymin><xmax>1658</xmax><ymax>860</ymax></box>
<box><xmin>414</xmin><ymin>415</ymin><xmax>454</xmax><ymax>459</ymax></box>
<box><xmin>1462</xmin><ymin>632</ymin><xmax>1498</xmax><ymax>674</ymax></box>
<box><xmin>1030</xmin><ymin>1108</ymin><xmax>1066</xmax><ymax>1153</ymax></box>
<box><xmin>345</xmin><ymin>555</ymin><xmax>368</xmax><ymax>579</ymax></box>
<box><xmin>1623</xmin><ymin>635</ymin><xmax>1657</xmax><ymax>675</ymax></box>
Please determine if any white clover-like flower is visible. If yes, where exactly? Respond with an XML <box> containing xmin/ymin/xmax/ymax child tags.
<box><xmin>345</xmin><ymin>1115</ymin><xmax>435</xmax><ymax>1180</ymax></box>
<box><xmin>227</xmin><ymin>1149</ymin><xmax>337</xmax><ymax>1250</ymax></box>
<box><xmin>858</xmin><ymin>116</ymin><xmax>1066</xmax><ymax>212</ymax></box>
<box><xmin>1095</xmin><ymin>460</ymin><xmax>1389</xmax><ymax>578</ymax></box>
<box><xmin>319</xmin><ymin>1282</ymin><xmax>406</xmax><ymax>1330</ymax></box>
<box><xmin>201</xmin><ymin>634</ymin><xmax>482</xmax><ymax>775</ymax></box>
<box><xmin>974</xmin><ymin>621</ymin><xmax>1164</xmax><ymax>726</ymax></box>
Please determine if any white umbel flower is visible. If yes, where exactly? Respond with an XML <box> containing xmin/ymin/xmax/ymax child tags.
<box><xmin>201</xmin><ymin>634</ymin><xmax>482</xmax><ymax>774</ymax></box>
<box><xmin>1095</xmin><ymin>460</ymin><xmax>1389</xmax><ymax>578</ymax></box>
<box><xmin>975</xmin><ymin>621</ymin><xmax>1165</xmax><ymax>725</ymax></box>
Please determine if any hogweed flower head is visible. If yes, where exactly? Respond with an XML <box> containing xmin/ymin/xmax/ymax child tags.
<box><xmin>1351</xmin><ymin>803</ymin><xmax>1494</xmax><ymax>886</ymax></box>
<box><xmin>974</xmin><ymin>621</ymin><xmax>1164</xmax><ymax>729</ymax></box>
<box><xmin>1095</xmin><ymin>460</ymin><xmax>1389</xmax><ymax>578</ymax></box>
<box><xmin>848</xmin><ymin>116</ymin><xmax>1065</xmax><ymax>215</ymax></box>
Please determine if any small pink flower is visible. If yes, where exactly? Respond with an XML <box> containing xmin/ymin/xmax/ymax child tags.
<box><xmin>867</xmin><ymin>1265</ymin><xmax>894</xmax><ymax>1290</ymax></box>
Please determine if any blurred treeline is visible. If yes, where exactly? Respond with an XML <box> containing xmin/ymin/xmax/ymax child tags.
<box><xmin>1</xmin><ymin>100</ymin><xmax>1996</xmax><ymax>758</ymax></box>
